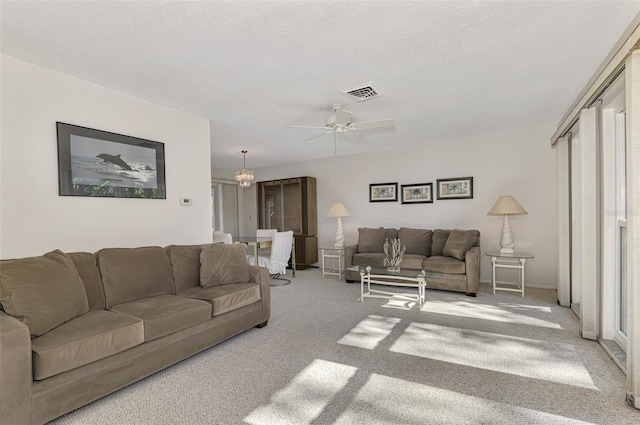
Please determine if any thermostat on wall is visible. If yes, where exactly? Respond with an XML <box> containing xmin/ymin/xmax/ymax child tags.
<box><xmin>180</xmin><ymin>197</ymin><xmax>193</xmax><ymax>206</ymax></box>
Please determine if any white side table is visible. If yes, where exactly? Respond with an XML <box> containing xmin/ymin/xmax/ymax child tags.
<box><xmin>321</xmin><ymin>247</ymin><xmax>345</xmax><ymax>278</ymax></box>
<box><xmin>486</xmin><ymin>250</ymin><xmax>535</xmax><ymax>297</ymax></box>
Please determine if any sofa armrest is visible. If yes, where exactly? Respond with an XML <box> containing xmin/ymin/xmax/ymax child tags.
<box><xmin>0</xmin><ymin>311</ymin><xmax>31</xmax><ymax>425</ymax></box>
<box><xmin>465</xmin><ymin>246</ymin><xmax>481</xmax><ymax>295</ymax></box>
<box><xmin>249</xmin><ymin>266</ymin><xmax>270</xmax><ymax>323</ymax></box>
<box><xmin>344</xmin><ymin>244</ymin><xmax>359</xmax><ymax>268</ymax></box>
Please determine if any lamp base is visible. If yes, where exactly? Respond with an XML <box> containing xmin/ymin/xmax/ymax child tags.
<box><xmin>499</xmin><ymin>247</ymin><xmax>514</xmax><ymax>254</ymax></box>
<box><xmin>334</xmin><ymin>217</ymin><xmax>345</xmax><ymax>248</ymax></box>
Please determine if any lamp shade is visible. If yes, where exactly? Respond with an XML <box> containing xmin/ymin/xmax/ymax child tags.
<box><xmin>326</xmin><ymin>202</ymin><xmax>351</xmax><ymax>218</ymax></box>
<box><xmin>487</xmin><ymin>196</ymin><xmax>527</xmax><ymax>216</ymax></box>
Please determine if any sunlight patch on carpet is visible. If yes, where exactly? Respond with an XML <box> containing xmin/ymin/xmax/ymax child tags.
<box><xmin>421</xmin><ymin>300</ymin><xmax>562</xmax><ymax>329</ymax></box>
<box><xmin>335</xmin><ymin>374</ymin><xmax>593</xmax><ymax>425</ymax></box>
<box><xmin>244</xmin><ymin>359</ymin><xmax>357</xmax><ymax>425</ymax></box>
<box><xmin>338</xmin><ymin>315</ymin><xmax>401</xmax><ymax>349</ymax></box>
<box><xmin>381</xmin><ymin>297</ymin><xmax>417</xmax><ymax>310</ymax></box>
<box><xmin>390</xmin><ymin>323</ymin><xmax>597</xmax><ymax>390</ymax></box>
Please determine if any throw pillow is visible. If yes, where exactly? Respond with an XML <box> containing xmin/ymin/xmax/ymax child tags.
<box><xmin>398</xmin><ymin>228</ymin><xmax>433</xmax><ymax>256</ymax></box>
<box><xmin>67</xmin><ymin>252</ymin><xmax>106</xmax><ymax>311</ymax></box>
<box><xmin>442</xmin><ymin>230</ymin><xmax>478</xmax><ymax>260</ymax></box>
<box><xmin>0</xmin><ymin>250</ymin><xmax>89</xmax><ymax>337</ymax></box>
<box><xmin>200</xmin><ymin>243</ymin><xmax>250</xmax><ymax>287</ymax></box>
<box><xmin>431</xmin><ymin>229</ymin><xmax>451</xmax><ymax>256</ymax></box>
<box><xmin>358</xmin><ymin>227</ymin><xmax>386</xmax><ymax>253</ymax></box>
<box><xmin>165</xmin><ymin>244</ymin><xmax>204</xmax><ymax>292</ymax></box>
<box><xmin>97</xmin><ymin>246</ymin><xmax>176</xmax><ymax>309</ymax></box>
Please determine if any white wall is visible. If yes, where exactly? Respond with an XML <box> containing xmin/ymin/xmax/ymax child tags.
<box><xmin>247</xmin><ymin>126</ymin><xmax>558</xmax><ymax>288</ymax></box>
<box><xmin>0</xmin><ymin>56</ymin><xmax>213</xmax><ymax>258</ymax></box>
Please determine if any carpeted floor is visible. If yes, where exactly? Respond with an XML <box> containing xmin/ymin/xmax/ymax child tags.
<box><xmin>51</xmin><ymin>268</ymin><xmax>638</xmax><ymax>424</ymax></box>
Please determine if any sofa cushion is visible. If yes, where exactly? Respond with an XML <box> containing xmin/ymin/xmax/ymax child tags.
<box><xmin>0</xmin><ymin>250</ymin><xmax>89</xmax><ymax>337</ymax></box>
<box><xmin>443</xmin><ymin>229</ymin><xmax>478</xmax><ymax>260</ymax></box>
<box><xmin>179</xmin><ymin>283</ymin><xmax>261</xmax><ymax>317</ymax></box>
<box><xmin>31</xmin><ymin>310</ymin><xmax>144</xmax><ymax>380</ymax></box>
<box><xmin>67</xmin><ymin>252</ymin><xmax>106</xmax><ymax>310</ymax></box>
<box><xmin>165</xmin><ymin>244</ymin><xmax>204</xmax><ymax>292</ymax></box>
<box><xmin>200</xmin><ymin>244</ymin><xmax>250</xmax><ymax>287</ymax></box>
<box><xmin>423</xmin><ymin>255</ymin><xmax>467</xmax><ymax>275</ymax></box>
<box><xmin>358</xmin><ymin>228</ymin><xmax>386</xmax><ymax>253</ymax></box>
<box><xmin>398</xmin><ymin>228</ymin><xmax>433</xmax><ymax>256</ymax></box>
<box><xmin>431</xmin><ymin>229</ymin><xmax>451</xmax><ymax>256</ymax></box>
<box><xmin>97</xmin><ymin>247</ymin><xmax>176</xmax><ymax>309</ymax></box>
<box><xmin>352</xmin><ymin>253</ymin><xmax>386</xmax><ymax>268</ymax></box>
<box><xmin>398</xmin><ymin>254</ymin><xmax>427</xmax><ymax>270</ymax></box>
<box><xmin>384</xmin><ymin>228</ymin><xmax>398</xmax><ymax>241</ymax></box>
<box><xmin>110</xmin><ymin>295</ymin><xmax>211</xmax><ymax>341</ymax></box>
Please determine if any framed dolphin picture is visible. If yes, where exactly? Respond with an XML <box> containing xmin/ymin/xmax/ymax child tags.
<box><xmin>57</xmin><ymin>122</ymin><xmax>166</xmax><ymax>199</ymax></box>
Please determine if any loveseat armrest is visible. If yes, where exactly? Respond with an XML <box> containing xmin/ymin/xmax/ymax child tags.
<box><xmin>249</xmin><ymin>265</ymin><xmax>270</xmax><ymax>324</ymax></box>
<box><xmin>0</xmin><ymin>311</ymin><xmax>31</xmax><ymax>425</ymax></box>
<box><xmin>465</xmin><ymin>246</ymin><xmax>481</xmax><ymax>296</ymax></box>
<box><xmin>344</xmin><ymin>244</ymin><xmax>359</xmax><ymax>269</ymax></box>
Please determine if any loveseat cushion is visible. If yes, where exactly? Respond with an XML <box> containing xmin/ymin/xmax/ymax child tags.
<box><xmin>0</xmin><ymin>250</ymin><xmax>89</xmax><ymax>337</ymax></box>
<box><xmin>398</xmin><ymin>228</ymin><xmax>433</xmax><ymax>256</ymax></box>
<box><xmin>178</xmin><ymin>283</ymin><xmax>261</xmax><ymax>317</ymax></box>
<box><xmin>110</xmin><ymin>295</ymin><xmax>211</xmax><ymax>341</ymax></box>
<box><xmin>443</xmin><ymin>229</ymin><xmax>478</xmax><ymax>260</ymax></box>
<box><xmin>31</xmin><ymin>310</ymin><xmax>143</xmax><ymax>380</ymax></box>
<box><xmin>200</xmin><ymin>244</ymin><xmax>250</xmax><ymax>287</ymax></box>
<box><xmin>97</xmin><ymin>247</ymin><xmax>176</xmax><ymax>309</ymax></box>
<box><xmin>431</xmin><ymin>229</ymin><xmax>451</xmax><ymax>256</ymax></box>
<box><xmin>165</xmin><ymin>244</ymin><xmax>204</xmax><ymax>292</ymax></box>
<box><xmin>67</xmin><ymin>252</ymin><xmax>106</xmax><ymax>310</ymax></box>
<box><xmin>423</xmin><ymin>256</ymin><xmax>466</xmax><ymax>275</ymax></box>
<box><xmin>358</xmin><ymin>228</ymin><xmax>385</xmax><ymax>253</ymax></box>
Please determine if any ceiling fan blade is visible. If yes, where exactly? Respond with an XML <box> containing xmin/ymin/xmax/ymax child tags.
<box><xmin>350</xmin><ymin>119</ymin><xmax>395</xmax><ymax>131</ymax></box>
<box><xmin>304</xmin><ymin>130</ymin><xmax>333</xmax><ymax>141</ymax></box>
<box><xmin>288</xmin><ymin>125</ymin><xmax>328</xmax><ymax>129</ymax></box>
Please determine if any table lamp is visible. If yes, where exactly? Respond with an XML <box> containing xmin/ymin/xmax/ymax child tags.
<box><xmin>487</xmin><ymin>195</ymin><xmax>527</xmax><ymax>254</ymax></box>
<box><xmin>326</xmin><ymin>202</ymin><xmax>351</xmax><ymax>247</ymax></box>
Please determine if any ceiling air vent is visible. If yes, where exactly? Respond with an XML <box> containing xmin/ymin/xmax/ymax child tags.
<box><xmin>340</xmin><ymin>81</ymin><xmax>383</xmax><ymax>102</ymax></box>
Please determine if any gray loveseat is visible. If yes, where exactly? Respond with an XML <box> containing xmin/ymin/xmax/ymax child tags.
<box><xmin>0</xmin><ymin>243</ymin><xmax>270</xmax><ymax>425</ymax></box>
<box><xmin>344</xmin><ymin>227</ymin><xmax>480</xmax><ymax>296</ymax></box>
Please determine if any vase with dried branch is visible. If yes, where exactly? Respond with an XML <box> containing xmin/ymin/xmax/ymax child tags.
<box><xmin>383</xmin><ymin>238</ymin><xmax>406</xmax><ymax>273</ymax></box>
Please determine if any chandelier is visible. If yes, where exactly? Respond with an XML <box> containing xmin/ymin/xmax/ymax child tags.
<box><xmin>235</xmin><ymin>150</ymin><xmax>254</xmax><ymax>188</ymax></box>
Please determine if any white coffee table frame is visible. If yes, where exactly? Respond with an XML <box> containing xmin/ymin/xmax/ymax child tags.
<box><xmin>354</xmin><ymin>266</ymin><xmax>433</xmax><ymax>308</ymax></box>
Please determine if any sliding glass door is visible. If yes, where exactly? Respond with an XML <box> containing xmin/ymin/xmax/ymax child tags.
<box><xmin>211</xmin><ymin>181</ymin><xmax>239</xmax><ymax>238</ymax></box>
<box><xmin>615</xmin><ymin>111</ymin><xmax>627</xmax><ymax>349</ymax></box>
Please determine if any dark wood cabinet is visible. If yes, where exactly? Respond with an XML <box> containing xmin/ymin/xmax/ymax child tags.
<box><xmin>257</xmin><ymin>177</ymin><xmax>318</xmax><ymax>269</ymax></box>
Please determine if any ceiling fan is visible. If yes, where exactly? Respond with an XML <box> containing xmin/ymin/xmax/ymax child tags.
<box><xmin>288</xmin><ymin>104</ymin><xmax>395</xmax><ymax>142</ymax></box>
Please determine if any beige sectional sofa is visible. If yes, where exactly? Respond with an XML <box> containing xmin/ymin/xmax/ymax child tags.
<box><xmin>344</xmin><ymin>227</ymin><xmax>481</xmax><ymax>296</ymax></box>
<box><xmin>0</xmin><ymin>243</ymin><xmax>270</xmax><ymax>425</ymax></box>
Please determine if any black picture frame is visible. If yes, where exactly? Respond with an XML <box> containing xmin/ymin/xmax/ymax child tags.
<box><xmin>401</xmin><ymin>183</ymin><xmax>433</xmax><ymax>204</ymax></box>
<box><xmin>369</xmin><ymin>182</ymin><xmax>398</xmax><ymax>202</ymax></box>
<box><xmin>57</xmin><ymin>122</ymin><xmax>166</xmax><ymax>199</ymax></box>
<box><xmin>436</xmin><ymin>177</ymin><xmax>473</xmax><ymax>200</ymax></box>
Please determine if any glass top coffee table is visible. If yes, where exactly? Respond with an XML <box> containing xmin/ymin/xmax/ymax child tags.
<box><xmin>347</xmin><ymin>265</ymin><xmax>443</xmax><ymax>308</ymax></box>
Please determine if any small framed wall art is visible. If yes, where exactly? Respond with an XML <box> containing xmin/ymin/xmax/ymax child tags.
<box><xmin>436</xmin><ymin>177</ymin><xmax>473</xmax><ymax>200</ymax></box>
<box><xmin>369</xmin><ymin>182</ymin><xmax>398</xmax><ymax>202</ymax></box>
<box><xmin>57</xmin><ymin>122</ymin><xmax>166</xmax><ymax>199</ymax></box>
<box><xmin>401</xmin><ymin>183</ymin><xmax>433</xmax><ymax>204</ymax></box>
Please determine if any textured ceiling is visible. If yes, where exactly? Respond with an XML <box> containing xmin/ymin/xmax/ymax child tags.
<box><xmin>2</xmin><ymin>1</ymin><xmax>639</xmax><ymax>170</ymax></box>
